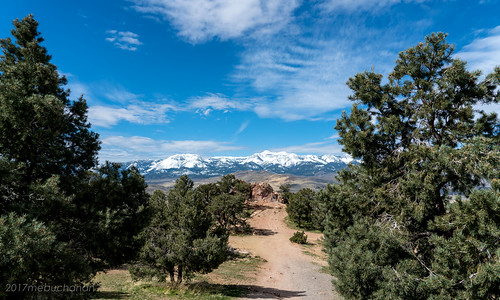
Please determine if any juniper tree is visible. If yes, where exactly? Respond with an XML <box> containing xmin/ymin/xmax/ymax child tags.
<box><xmin>203</xmin><ymin>174</ymin><xmax>252</xmax><ymax>233</ymax></box>
<box><xmin>131</xmin><ymin>176</ymin><xmax>228</xmax><ymax>284</ymax></box>
<box><xmin>286</xmin><ymin>188</ymin><xmax>316</xmax><ymax>229</ymax></box>
<box><xmin>324</xmin><ymin>33</ymin><xmax>500</xmax><ymax>299</ymax></box>
<box><xmin>216</xmin><ymin>174</ymin><xmax>252</xmax><ymax>198</ymax></box>
<box><xmin>278</xmin><ymin>183</ymin><xmax>292</xmax><ymax>204</ymax></box>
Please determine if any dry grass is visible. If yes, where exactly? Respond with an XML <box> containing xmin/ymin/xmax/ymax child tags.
<box><xmin>92</xmin><ymin>256</ymin><xmax>265</xmax><ymax>300</ymax></box>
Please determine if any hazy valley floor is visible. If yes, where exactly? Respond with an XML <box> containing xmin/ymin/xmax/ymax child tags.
<box><xmin>230</xmin><ymin>202</ymin><xmax>340</xmax><ymax>300</ymax></box>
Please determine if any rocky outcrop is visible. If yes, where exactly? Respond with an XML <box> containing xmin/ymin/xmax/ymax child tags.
<box><xmin>250</xmin><ymin>182</ymin><xmax>284</xmax><ymax>203</ymax></box>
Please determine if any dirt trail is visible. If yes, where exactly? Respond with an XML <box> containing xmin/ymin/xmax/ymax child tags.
<box><xmin>229</xmin><ymin>202</ymin><xmax>340</xmax><ymax>300</ymax></box>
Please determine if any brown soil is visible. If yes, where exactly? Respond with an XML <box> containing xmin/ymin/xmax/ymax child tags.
<box><xmin>230</xmin><ymin>202</ymin><xmax>341</xmax><ymax>299</ymax></box>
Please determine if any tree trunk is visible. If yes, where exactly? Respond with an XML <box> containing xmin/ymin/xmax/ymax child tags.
<box><xmin>177</xmin><ymin>265</ymin><xmax>183</xmax><ymax>284</ymax></box>
<box><xmin>169</xmin><ymin>270</ymin><xmax>175</xmax><ymax>283</ymax></box>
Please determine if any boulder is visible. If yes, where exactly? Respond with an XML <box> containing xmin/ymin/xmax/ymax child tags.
<box><xmin>250</xmin><ymin>182</ymin><xmax>284</xmax><ymax>203</ymax></box>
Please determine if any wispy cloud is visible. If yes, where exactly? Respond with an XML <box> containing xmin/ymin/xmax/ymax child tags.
<box><xmin>72</xmin><ymin>81</ymin><xmax>143</xmax><ymax>105</ymax></box>
<box><xmin>188</xmin><ymin>93</ymin><xmax>253</xmax><ymax>115</ymax></box>
<box><xmin>100</xmin><ymin>84</ymin><xmax>142</xmax><ymax>103</ymax></box>
<box><xmin>100</xmin><ymin>136</ymin><xmax>243</xmax><ymax>161</ymax></box>
<box><xmin>106</xmin><ymin>30</ymin><xmax>143</xmax><ymax>51</ymax></box>
<box><xmin>88</xmin><ymin>91</ymin><xmax>258</xmax><ymax>128</ymax></box>
<box><xmin>89</xmin><ymin>103</ymin><xmax>175</xmax><ymax>128</ymax></box>
<box><xmin>233</xmin><ymin>30</ymin><xmax>399</xmax><ymax>120</ymax></box>
<box><xmin>458</xmin><ymin>25</ymin><xmax>500</xmax><ymax>75</ymax></box>
<box><xmin>130</xmin><ymin>0</ymin><xmax>301</xmax><ymax>43</ymax></box>
<box><xmin>68</xmin><ymin>79</ymin><xmax>250</xmax><ymax>128</ymax></box>
<box><xmin>234</xmin><ymin>120</ymin><xmax>249</xmax><ymax>136</ymax></box>
<box><xmin>319</xmin><ymin>0</ymin><xmax>428</xmax><ymax>12</ymax></box>
<box><xmin>128</xmin><ymin>0</ymin><xmax>430</xmax><ymax>122</ymax></box>
<box><xmin>67</xmin><ymin>81</ymin><xmax>94</xmax><ymax>101</ymax></box>
<box><xmin>457</xmin><ymin>25</ymin><xmax>500</xmax><ymax>116</ymax></box>
<box><xmin>64</xmin><ymin>79</ymin><xmax>176</xmax><ymax>128</ymax></box>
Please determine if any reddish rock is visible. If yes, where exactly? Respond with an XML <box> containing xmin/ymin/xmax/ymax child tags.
<box><xmin>250</xmin><ymin>182</ymin><xmax>284</xmax><ymax>203</ymax></box>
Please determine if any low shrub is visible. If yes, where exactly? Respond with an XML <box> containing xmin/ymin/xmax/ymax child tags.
<box><xmin>289</xmin><ymin>231</ymin><xmax>307</xmax><ymax>244</ymax></box>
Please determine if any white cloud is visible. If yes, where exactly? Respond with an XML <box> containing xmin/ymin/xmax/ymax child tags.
<box><xmin>100</xmin><ymin>84</ymin><xmax>142</xmax><ymax>103</ymax></box>
<box><xmin>128</xmin><ymin>0</ymin><xmax>425</xmax><ymax>122</ymax></box>
<box><xmin>457</xmin><ymin>25</ymin><xmax>500</xmax><ymax>116</ymax></box>
<box><xmin>234</xmin><ymin>120</ymin><xmax>249</xmax><ymax>136</ymax></box>
<box><xmin>100</xmin><ymin>136</ymin><xmax>243</xmax><ymax>161</ymax></box>
<box><xmin>130</xmin><ymin>0</ymin><xmax>301</xmax><ymax>43</ymax></box>
<box><xmin>69</xmin><ymin>79</ymin><xmax>254</xmax><ymax>128</ymax></box>
<box><xmin>105</xmin><ymin>30</ymin><xmax>143</xmax><ymax>51</ymax></box>
<box><xmin>68</xmin><ymin>81</ymin><xmax>143</xmax><ymax>105</ymax></box>
<box><xmin>233</xmin><ymin>36</ymin><xmax>377</xmax><ymax>120</ymax></box>
<box><xmin>63</xmin><ymin>79</ymin><xmax>176</xmax><ymax>128</ymax></box>
<box><xmin>458</xmin><ymin>25</ymin><xmax>500</xmax><ymax>75</ymax></box>
<box><xmin>188</xmin><ymin>93</ymin><xmax>253</xmax><ymax>114</ymax></box>
<box><xmin>319</xmin><ymin>0</ymin><xmax>428</xmax><ymax>12</ymax></box>
<box><xmin>67</xmin><ymin>81</ymin><xmax>94</xmax><ymax>101</ymax></box>
<box><xmin>89</xmin><ymin>103</ymin><xmax>175</xmax><ymax>128</ymax></box>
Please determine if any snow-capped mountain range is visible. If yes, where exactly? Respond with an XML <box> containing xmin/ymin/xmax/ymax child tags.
<box><xmin>124</xmin><ymin>151</ymin><xmax>356</xmax><ymax>179</ymax></box>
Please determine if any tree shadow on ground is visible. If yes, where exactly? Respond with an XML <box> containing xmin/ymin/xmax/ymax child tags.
<box><xmin>189</xmin><ymin>282</ymin><xmax>306</xmax><ymax>298</ymax></box>
<box><xmin>252</xmin><ymin>228</ymin><xmax>278</xmax><ymax>236</ymax></box>
<box><xmin>92</xmin><ymin>291</ymin><xmax>128</xmax><ymax>299</ymax></box>
<box><xmin>91</xmin><ymin>282</ymin><xmax>305</xmax><ymax>299</ymax></box>
<box><xmin>239</xmin><ymin>284</ymin><xmax>307</xmax><ymax>298</ymax></box>
<box><xmin>248</xmin><ymin>204</ymin><xmax>274</xmax><ymax>213</ymax></box>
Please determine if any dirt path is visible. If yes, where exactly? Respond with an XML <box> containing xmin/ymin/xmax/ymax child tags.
<box><xmin>229</xmin><ymin>202</ymin><xmax>340</xmax><ymax>300</ymax></box>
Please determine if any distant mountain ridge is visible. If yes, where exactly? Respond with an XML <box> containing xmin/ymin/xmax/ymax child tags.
<box><xmin>124</xmin><ymin>151</ymin><xmax>356</xmax><ymax>179</ymax></box>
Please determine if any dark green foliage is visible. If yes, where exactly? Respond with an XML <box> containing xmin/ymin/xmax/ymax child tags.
<box><xmin>0</xmin><ymin>15</ymin><xmax>100</xmax><ymax>187</ymax></box>
<box><xmin>216</xmin><ymin>174</ymin><xmax>252</xmax><ymax>198</ymax></box>
<box><xmin>0</xmin><ymin>213</ymin><xmax>92</xmax><ymax>299</ymax></box>
<box><xmin>0</xmin><ymin>158</ymin><xmax>23</xmax><ymax>214</ymax></box>
<box><xmin>71</xmin><ymin>163</ymin><xmax>151</xmax><ymax>268</ymax></box>
<box><xmin>290</xmin><ymin>231</ymin><xmax>308</xmax><ymax>244</ymax></box>
<box><xmin>0</xmin><ymin>158</ymin><xmax>99</xmax><ymax>298</ymax></box>
<box><xmin>198</xmin><ymin>174</ymin><xmax>251</xmax><ymax>233</ymax></box>
<box><xmin>324</xmin><ymin>33</ymin><xmax>500</xmax><ymax>299</ymax></box>
<box><xmin>131</xmin><ymin>176</ymin><xmax>229</xmax><ymax>284</ymax></box>
<box><xmin>0</xmin><ymin>15</ymin><xmax>150</xmax><ymax>297</ymax></box>
<box><xmin>208</xmin><ymin>175</ymin><xmax>251</xmax><ymax>231</ymax></box>
<box><xmin>208</xmin><ymin>193</ymin><xmax>246</xmax><ymax>233</ymax></box>
<box><xmin>286</xmin><ymin>188</ymin><xmax>323</xmax><ymax>230</ymax></box>
<box><xmin>286</xmin><ymin>188</ymin><xmax>314</xmax><ymax>229</ymax></box>
<box><xmin>278</xmin><ymin>184</ymin><xmax>292</xmax><ymax>204</ymax></box>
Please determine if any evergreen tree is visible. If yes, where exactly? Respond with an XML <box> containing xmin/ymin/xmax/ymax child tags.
<box><xmin>0</xmin><ymin>15</ymin><xmax>100</xmax><ymax>187</ymax></box>
<box><xmin>0</xmin><ymin>213</ymin><xmax>91</xmax><ymax>299</ymax></box>
<box><xmin>217</xmin><ymin>174</ymin><xmax>252</xmax><ymax>198</ymax></box>
<box><xmin>202</xmin><ymin>174</ymin><xmax>251</xmax><ymax>233</ymax></box>
<box><xmin>0</xmin><ymin>15</ymin><xmax>150</xmax><ymax>297</ymax></box>
<box><xmin>278</xmin><ymin>183</ymin><xmax>292</xmax><ymax>204</ymax></box>
<box><xmin>286</xmin><ymin>188</ymin><xmax>316</xmax><ymax>229</ymax></box>
<box><xmin>131</xmin><ymin>176</ymin><xmax>228</xmax><ymax>284</ymax></box>
<box><xmin>71</xmin><ymin>163</ymin><xmax>151</xmax><ymax>268</ymax></box>
<box><xmin>324</xmin><ymin>33</ymin><xmax>500</xmax><ymax>299</ymax></box>
<box><xmin>207</xmin><ymin>193</ymin><xmax>246</xmax><ymax>233</ymax></box>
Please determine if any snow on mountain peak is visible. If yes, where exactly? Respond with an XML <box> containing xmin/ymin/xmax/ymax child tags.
<box><xmin>148</xmin><ymin>154</ymin><xmax>206</xmax><ymax>171</ymax></box>
<box><xmin>244</xmin><ymin>151</ymin><xmax>302</xmax><ymax>167</ymax></box>
<box><xmin>134</xmin><ymin>151</ymin><xmax>358</xmax><ymax>177</ymax></box>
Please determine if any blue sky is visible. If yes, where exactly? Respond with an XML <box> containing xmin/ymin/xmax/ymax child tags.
<box><xmin>1</xmin><ymin>0</ymin><xmax>499</xmax><ymax>162</ymax></box>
